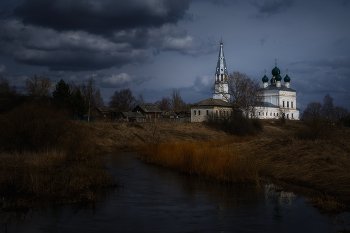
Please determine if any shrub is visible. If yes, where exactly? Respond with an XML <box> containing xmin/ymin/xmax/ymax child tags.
<box><xmin>295</xmin><ymin>117</ymin><xmax>334</xmax><ymax>140</ymax></box>
<box><xmin>206</xmin><ymin>112</ymin><xmax>262</xmax><ymax>136</ymax></box>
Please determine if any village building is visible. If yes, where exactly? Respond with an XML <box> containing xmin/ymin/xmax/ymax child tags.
<box><xmin>117</xmin><ymin>111</ymin><xmax>145</xmax><ymax>122</ymax></box>
<box><xmin>132</xmin><ymin>104</ymin><xmax>162</xmax><ymax>120</ymax></box>
<box><xmin>191</xmin><ymin>41</ymin><xmax>237</xmax><ymax>122</ymax></box>
<box><xmin>91</xmin><ymin>107</ymin><xmax>120</xmax><ymax>121</ymax></box>
<box><xmin>252</xmin><ymin>61</ymin><xmax>300</xmax><ymax>120</ymax></box>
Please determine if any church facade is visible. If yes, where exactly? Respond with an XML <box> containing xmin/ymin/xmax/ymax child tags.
<box><xmin>252</xmin><ymin>62</ymin><xmax>300</xmax><ymax>120</ymax></box>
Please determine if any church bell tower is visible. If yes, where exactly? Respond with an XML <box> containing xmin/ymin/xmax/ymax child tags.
<box><xmin>213</xmin><ymin>39</ymin><xmax>230</xmax><ymax>102</ymax></box>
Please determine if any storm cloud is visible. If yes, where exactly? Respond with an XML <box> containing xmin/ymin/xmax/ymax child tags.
<box><xmin>12</xmin><ymin>0</ymin><xmax>191</xmax><ymax>36</ymax></box>
<box><xmin>100</xmin><ymin>73</ymin><xmax>155</xmax><ymax>88</ymax></box>
<box><xmin>0</xmin><ymin>0</ymin><xmax>216</xmax><ymax>71</ymax></box>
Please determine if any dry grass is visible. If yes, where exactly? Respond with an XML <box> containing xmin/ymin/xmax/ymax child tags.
<box><xmin>0</xmin><ymin>150</ymin><xmax>114</xmax><ymax>212</ymax></box>
<box><xmin>138</xmin><ymin>137</ymin><xmax>258</xmax><ymax>184</ymax></box>
<box><xmin>236</xmin><ymin>120</ymin><xmax>350</xmax><ymax>212</ymax></box>
<box><xmin>82</xmin><ymin>121</ymin><xmax>233</xmax><ymax>153</ymax></box>
<box><xmin>0</xmin><ymin>103</ymin><xmax>115</xmax><ymax>212</ymax></box>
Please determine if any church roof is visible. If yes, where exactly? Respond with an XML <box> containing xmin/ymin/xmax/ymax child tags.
<box><xmin>193</xmin><ymin>98</ymin><xmax>236</xmax><ymax>107</ymax></box>
<box><xmin>255</xmin><ymin>102</ymin><xmax>280</xmax><ymax>108</ymax></box>
<box><xmin>215</xmin><ymin>41</ymin><xmax>228</xmax><ymax>76</ymax></box>
<box><xmin>260</xmin><ymin>85</ymin><xmax>297</xmax><ymax>92</ymax></box>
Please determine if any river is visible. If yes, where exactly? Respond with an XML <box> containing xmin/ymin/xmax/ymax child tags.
<box><xmin>2</xmin><ymin>152</ymin><xmax>349</xmax><ymax>233</ymax></box>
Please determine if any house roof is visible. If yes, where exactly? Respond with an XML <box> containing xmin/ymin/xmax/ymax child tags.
<box><xmin>120</xmin><ymin>112</ymin><xmax>145</xmax><ymax>118</ymax></box>
<box><xmin>133</xmin><ymin>105</ymin><xmax>162</xmax><ymax>113</ymax></box>
<box><xmin>94</xmin><ymin>107</ymin><xmax>119</xmax><ymax>114</ymax></box>
<box><xmin>192</xmin><ymin>98</ymin><xmax>236</xmax><ymax>107</ymax></box>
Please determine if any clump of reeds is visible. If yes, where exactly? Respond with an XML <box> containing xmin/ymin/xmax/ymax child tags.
<box><xmin>139</xmin><ymin>137</ymin><xmax>258</xmax><ymax>184</ymax></box>
<box><xmin>307</xmin><ymin>195</ymin><xmax>346</xmax><ymax>214</ymax></box>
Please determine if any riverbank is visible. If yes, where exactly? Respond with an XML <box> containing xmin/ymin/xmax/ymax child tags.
<box><xmin>83</xmin><ymin>120</ymin><xmax>350</xmax><ymax>213</ymax></box>
<box><xmin>237</xmin><ymin>120</ymin><xmax>350</xmax><ymax>213</ymax></box>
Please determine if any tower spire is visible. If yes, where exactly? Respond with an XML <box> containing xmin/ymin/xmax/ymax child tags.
<box><xmin>275</xmin><ymin>59</ymin><xmax>277</xmax><ymax>67</ymax></box>
<box><xmin>213</xmin><ymin>40</ymin><xmax>230</xmax><ymax>102</ymax></box>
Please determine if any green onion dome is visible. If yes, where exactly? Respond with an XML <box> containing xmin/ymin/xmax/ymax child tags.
<box><xmin>262</xmin><ymin>75</ymin><xmax>269</xmax><ymax>82</ymax></box>
<box><xmin>275</xmin><ymin>74</ymin><xmax>282</xmax><ymax>81</ymax></box>
<box><xmin>272</xmin><ymin>66</ymin><xmax>280</xmax><ymax>76</ymax></box>
<box><xmin>284</xmin><ymin>74</ymin><xmax>290</xmax><ymax>82</ymax></box>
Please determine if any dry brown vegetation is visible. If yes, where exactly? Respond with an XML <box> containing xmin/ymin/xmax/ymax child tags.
<box><xmin>0</xmin><ymin>103</ymin><xmax>115</xmax><ymax>212</ymax></box>
<box><xmin>138</xmin><ymin>137</ymin><xmax>258</xmax><ymax>184</ymax></box>
<box><xmin>82</xmin><ymin>121</ymin><xmax>233</xmax><ymax>152</ymax></box>
<box><xmin>0</xmin><ymin>151</ymin><xmax>112</xmax><ymax>211</ymax></box>
<box><xmin>236</xmin><ymin>120</ymin><xmax>350</xmax><ymax>212</ymax></box>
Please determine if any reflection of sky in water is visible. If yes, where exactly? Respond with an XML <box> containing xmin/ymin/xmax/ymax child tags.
<box><xmin>3</xmin><ymin>152</ymin><xmax>350</xmax><ymax>233</ymax></box>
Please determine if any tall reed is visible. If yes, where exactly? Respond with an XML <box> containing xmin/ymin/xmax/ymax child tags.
<box><xmin>139</xmin><ymin>137</ymin><xmax>258</xmax><ymax>184</ymax></box>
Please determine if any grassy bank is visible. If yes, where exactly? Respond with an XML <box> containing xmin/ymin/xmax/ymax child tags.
<box><xmin>237</xmin><ymin>120</ymin><xmax>350</xmax><ymax>213</ymax></box>
<box><xmin>0</xmin><ymin>151</ymin><xmax>113</xmax><ymax>211</ymax></box>
<box><xmin>139</xmin><ymin>137</ymin><xmax>257</xmax><ymax>184</ymax></box>
<box><xmin>0</xmin><ymin>103</ymin><xmax>115</xmax><ymax>213</ymax></box>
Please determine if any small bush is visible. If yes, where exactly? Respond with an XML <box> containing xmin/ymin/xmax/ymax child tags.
<box><xmin>206</xmin><ymin>112</ymin><xmax>262</xmax><ymax>136</ymax></box>
<box><xmin>295</xmin><ymin>117</ymin><xmax>334</xmax><ymax>140</ymax></box>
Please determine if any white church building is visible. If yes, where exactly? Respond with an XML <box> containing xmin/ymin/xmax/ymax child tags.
<box><xmin>191</xmin><ymin>41</ymin><xmax>300</xmax><ymax>122</ymax></box>
<box><xmin>252</xmin><ymin>61</ymin><xmax>300</xmax><ymax>120</ymax></box>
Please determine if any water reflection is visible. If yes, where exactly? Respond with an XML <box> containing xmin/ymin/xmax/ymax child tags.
<box><xmin>1</xmin><ymin>152</ymin><xmax>349</xmax><ymax>233</ymax></box>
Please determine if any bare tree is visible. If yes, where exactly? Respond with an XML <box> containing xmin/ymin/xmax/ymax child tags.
<box><xmin>321</xmin><ymin>93</ymin><xmax>335</xmax><ymax>122</ymax></box>
<box><xmin>80</xmin><ymin>76</ymin><xmax>104</xmax><ymax>109</ymax></box>
<box><xmin>227</xmin><ymin>71</ymin><xmax>262</xmax><ymax>117</ymax></box>
<box><xmin>0</xmin><ymin>78</ymin><xmax>17</xmax><ymax>99</ymax></box>
<box><xmin>302</xmin><ymin>102</ymin><xmax>323</xmax><ymax>121</ymax></box>
<box><xmin>25</xmin><ymin>75</ymin><xmax>52</xmax><ymax>97</ymax></box>
<box><xmin>135</xmin><ymin>94</ymin><xmax>145</xmax><ymax>106</ymax></box>
<box><xmin>334</xmin><ymin>106</ymin><xmax>349</xmax><ymax>127</ymax></box>
<box><xmin>170</xmin><ymin>89</ymin><xmax>184</xmax><ymax>112</ymax></box>
<box><xmin>155</xmin><ymin>96</ymin><xmax>171</xmax><ymax>111</ymax></box>
<box><xmin>109</xmin><ymin>88</ymin><xmax>135</xmax><ymax>111</ymax></box>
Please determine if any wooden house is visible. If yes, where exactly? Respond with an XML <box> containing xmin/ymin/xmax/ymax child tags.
<box><xmin>118</xmin><ymin>112</ymin><xmax>145</xmax><ymax>122</ymax></box>
<box><xmin>132</xmin><ymin>104</ymin><xmax>162</xmax><ymax>120</ymax></box>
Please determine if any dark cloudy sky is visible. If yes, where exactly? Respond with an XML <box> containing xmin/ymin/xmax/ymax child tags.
<box><xmin>1</xmin><ymin>0</ymin><xmax>349</xmax><ymax>112</ymax></box>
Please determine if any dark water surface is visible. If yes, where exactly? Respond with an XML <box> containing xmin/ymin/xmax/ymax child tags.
<box><xmin>2</xmin><ymin>152</ymin><xmax>350</xmax><ymax>233</ymax></box>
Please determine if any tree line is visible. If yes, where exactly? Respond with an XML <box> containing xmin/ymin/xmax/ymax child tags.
<box><xmin>108</xmin><ymin>88</ymin><xmax>192</xmax><ymax>112</ymax></box>
<box><xmin>302</xmin><ymin>94</ymin><xmax>349</xmax><ymax>126</ymax></box>
<box><xmin>0</xmin><ymin>75</ymin><xmax>104</xmax><ymax>117</ymax></box>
